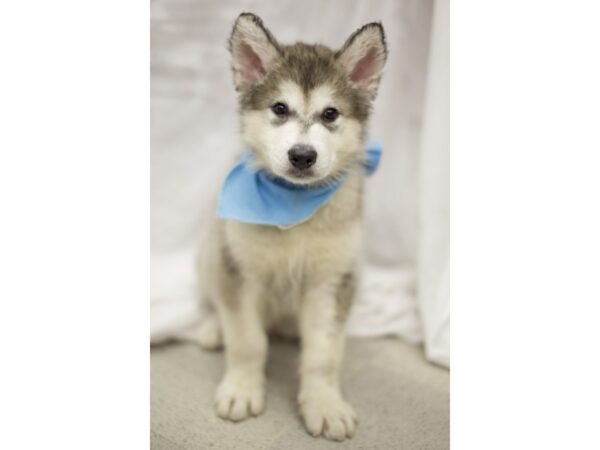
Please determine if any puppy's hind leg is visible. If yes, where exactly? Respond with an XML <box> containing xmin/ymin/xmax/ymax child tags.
<box><xmin>215</xmin><ymin>279</ymin><xmax>268</xmax><ymax>422</ymax></box>
<box><xmin>197</xmin><ymin>311</ymin><xmax>223</xmax><ymax>351</ymax></box>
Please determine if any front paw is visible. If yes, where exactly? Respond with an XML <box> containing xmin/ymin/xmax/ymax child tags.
<box><xmin>299</xmin><ymin>389</ymin><xmax>358</xmax><ymax>441</ymax></box>
<box><xmin>215</xmin><ymin>373</ymin><xmax>265</xmax><ymax>421</ymax></box>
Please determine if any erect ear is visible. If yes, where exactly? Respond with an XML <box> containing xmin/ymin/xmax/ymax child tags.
<box><xmin>229</xmin><ymin>13</ymin><xmax>281</xmax><ymax>92</ymax></box>
<box><xmin>336</xmin><ymin>23</ymin><xmax>387</xmax><ymax>98</ymax></box>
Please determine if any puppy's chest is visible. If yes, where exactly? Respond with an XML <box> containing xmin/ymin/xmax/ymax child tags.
<box><xmin>231</xmin><ymin>224</ymin><xmax>330</xmax><ymax>280</ymax></box>
<box><xmin>227</xmin><ymin>176</ymin><xmax>363</xmax><ymax>277</ymax></box>
<box><xmin>227</xmin><ymin>215</ymin><xmax>360</xmax><ymax>286</ymax></box>
<box><xmin>233</xmin><ymin>224</ymin><xmax>351</xmax><ymax>330</ymax></box>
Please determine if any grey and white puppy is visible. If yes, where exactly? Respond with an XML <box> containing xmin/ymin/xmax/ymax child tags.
<box><xmin>197</xmin><ymin>12</ymin><xmax>387</xmax><ymax>442</ymax></box>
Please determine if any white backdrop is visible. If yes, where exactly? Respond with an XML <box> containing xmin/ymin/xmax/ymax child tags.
<box><xmin>151</xmin><ymin>0</ymin><xmax>449</xmax><ymax>367</ymax></box>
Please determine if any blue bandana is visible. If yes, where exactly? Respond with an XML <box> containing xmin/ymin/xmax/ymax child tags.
<box><xmin>217</xmin><ymin>141</ymin><xmax>382</xmax><ymax>228</ymax></box>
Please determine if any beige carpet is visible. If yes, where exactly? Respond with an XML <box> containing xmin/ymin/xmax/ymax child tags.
<box><xmin>151</xmin><ymin>337</ymin><xmax>449</xmax><ymax>449</ymax></box>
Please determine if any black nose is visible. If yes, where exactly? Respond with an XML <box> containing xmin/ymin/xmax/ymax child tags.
<box><xmin>288</xmin><ymin>145</ymin><xmax>317</xmax><ymax>170</ymax></box>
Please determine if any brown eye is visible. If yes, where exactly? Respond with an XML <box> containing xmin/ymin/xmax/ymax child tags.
<box><xmin>271</xmin><ymin>102</ymin><xmax>289</xmax><ymax>116</ymax></box>
<box><xmin>322</xmin><ymin>107</ymin><xmax>339</xmax><ymax>123</ymax></box>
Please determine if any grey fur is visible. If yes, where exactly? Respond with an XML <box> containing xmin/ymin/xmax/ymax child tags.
<box><xmin>220</xmin><ymin>240</ymin><xmax>240</xmax><ymax>279</ymax></box>
<box><xmin>230</xmin><ymin>13</ymin><xmax>384</xmax><ymax>123</ymax></box>
<box><xmin>241</xmin><ymin>43</ymin><xmax>372</xmax><ymax>122</ymax></box>
<box><xmin>335</xmin><ymin>22</ymin><xmax>387</xmax><ymax>60</ymax></box>
<box><xmin>335</xmin><ymin>271</ymin><xmax>357</xmax><ymax>322</ymax></box>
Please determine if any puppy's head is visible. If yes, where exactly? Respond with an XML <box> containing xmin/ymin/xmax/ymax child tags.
<box><xmin>229</xmin><ymin>13</ymin><xmax>387</xmax><ymax>186</ymax></box>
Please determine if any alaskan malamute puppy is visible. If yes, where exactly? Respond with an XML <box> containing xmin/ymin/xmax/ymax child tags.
<box><xmin>197</xmin><ymin>12</ymin><xmax>387</xmax><ymax>441</ymax></box>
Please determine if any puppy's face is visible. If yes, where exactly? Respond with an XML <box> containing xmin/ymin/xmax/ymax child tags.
<box><xmin>229</xmin><ymin>14</ymin><xmax>387</xmax><ymax>186</ymax></box>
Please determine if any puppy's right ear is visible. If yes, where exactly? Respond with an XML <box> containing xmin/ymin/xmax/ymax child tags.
<box><xmin>229</xmin><ymin>13</ymin><xmax>280</xmax><ymax>92</ymax></box>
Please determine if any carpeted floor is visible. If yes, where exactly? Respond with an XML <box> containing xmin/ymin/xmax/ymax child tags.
<box><xmin>151</xmin><ymin>337</ymin><xmax>449</xmax><ymax>449</ymax></box>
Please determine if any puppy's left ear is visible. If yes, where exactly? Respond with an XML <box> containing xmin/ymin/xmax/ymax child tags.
<box><xmin>229</xmin><ymin>13</ymin><xmax>281</xmax><ymax>92</ymax></box>
<box><xmin>336</xmin><ymin>23</ymin><xmax>387</xmax><ymax>99</ymax></box>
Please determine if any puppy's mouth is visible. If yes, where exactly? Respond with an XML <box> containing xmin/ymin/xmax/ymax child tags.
<box><xmin>286</xmin><ymin>167</ymin><xmax>316</xmax><ymax>180</ymax></box>
<box><xmin>259</xmin><ymin>154</ymin><xmax>334</xmax><ymax>187</ymax></box>
<box><xmin>280</xmin><ymin>166</ymin><xmax>334</xmax><ymax>187</ymax></box>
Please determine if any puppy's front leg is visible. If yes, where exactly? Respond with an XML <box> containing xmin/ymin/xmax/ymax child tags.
<box><xmin>298</xmin><ymin>279</ymin><xmax>357</xmax><ymax>441</ymax></box>
<box><xmin>215</xmin><ymin>280</ymin><xmax>267</xmax><ymax>421</ymax></box>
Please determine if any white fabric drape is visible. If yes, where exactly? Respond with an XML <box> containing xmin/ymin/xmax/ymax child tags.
<box><xmin>417</xmin><ymin>0</ymin><xmax>449</xmax><ymax>367</ymax></box>
<box><xmin>151</xmin><ymin>0</ymin><xmax>449</xmax><ymax>367</ymax></box>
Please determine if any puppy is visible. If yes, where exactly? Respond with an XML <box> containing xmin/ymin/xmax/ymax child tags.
<box><xmin>197</xmin><ymin>12</ymin><xmax>387</xmax><ymax>442</ymax></box>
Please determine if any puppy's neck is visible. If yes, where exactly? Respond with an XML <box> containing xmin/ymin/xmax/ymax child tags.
<box><xmin>303</xmin><ymin>167</ymin><xmax>365</xmax><ymax>230</ymax></box>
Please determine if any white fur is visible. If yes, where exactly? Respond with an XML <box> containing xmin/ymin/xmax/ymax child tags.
<box><xmin>241</xmin><ymin>81</ymin><xmax>364</xmax><ymax>185</ymax></box>
<box><xmin>196</xmin><ymin>15</ymin><xmax>387</xmax><ymax>442</ymax></box>
<box><xmin>198</xmin><ymin>169</ymin><xmax>364</xmax><ymax>441</ymax></box>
